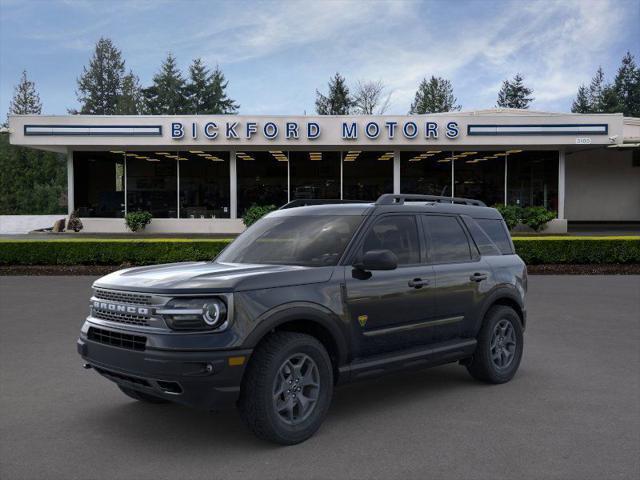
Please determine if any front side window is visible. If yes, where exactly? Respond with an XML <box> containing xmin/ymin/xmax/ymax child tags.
<box><xmin>360</xmin><ymin>215</ymin><xmax>420</xmax><ymax>265</ymax></box>
<box><xmin>423</xmin><ymin>215</ymin><xmax>472</xmax><ymax>263</ymax></box>
<box><xmin>217</xmin><ymin>215</ymin><xmax>363</xmax><ymax>267</ymax></box>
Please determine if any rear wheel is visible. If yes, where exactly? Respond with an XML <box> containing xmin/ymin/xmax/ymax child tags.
<box><xmin>239</xmin><ymin>332</ymin><xmax>333</xmax><ymax>445</ymax></box>
<box><xmin>118</xmin><ymin>385</ymin><xmax>169</xmax><ymax>404</ymax></box>
<box><xmin>466</xmin><ymin>305</ymin><xmax>523</xmax><ymax>384</ymax></box>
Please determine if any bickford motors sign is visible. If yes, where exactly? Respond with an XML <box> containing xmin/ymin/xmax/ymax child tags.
<box><xmin>171</xmin><ymin>119</ymin><xmax>461</xmax><ymax>141</ymax></box>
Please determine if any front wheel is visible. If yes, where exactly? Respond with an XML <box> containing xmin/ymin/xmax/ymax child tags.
<box><xmin>466</xmin><ymin>305</ymin><xmax>523</xmax><ymax>384</ymax></box>
<box><xmin>239</xmin><ymin>332</ymin><xmax>334</xmax><ymax>445</ymax></box>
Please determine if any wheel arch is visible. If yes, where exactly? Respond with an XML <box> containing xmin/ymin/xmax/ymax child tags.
<box><xmin>243</xmin><ymin>303</ymin><xmax>349</xmax><ymax>375</ymax></box>
<box><xmin>477</xmin><ymin>288</ymin><xmax>526</xmax><ymax>333</ymax></box>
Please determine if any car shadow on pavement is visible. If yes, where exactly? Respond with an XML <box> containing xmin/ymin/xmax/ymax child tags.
<box><xmin>80</xmin><ymin>364</ymin><xmax>487</xmax><ymax>450</ymax></box>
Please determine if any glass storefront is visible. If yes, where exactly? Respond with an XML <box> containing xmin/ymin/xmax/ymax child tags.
<box><xmin>73</xmin><ymin>148</ymin><xmax>559</xmax><ymax>219</ymax></box>
<box><xmin>289</xmin><ymin>151</ymin><xmax>340</xmax><ymax>200</ymax></box>
<box><xmin>343</xmin><ymin>150</ymin><xmax>394</xmax><ymax>201</ymax></box>
<box><xmin>237</xmin><ymin>150</ymin><xmax>288</xmax><ymax>215</ymax></box>
<box><xmin>73</xmin><ymin>151</ymin><xmax>125</xmax><ymax>217</ymax></box>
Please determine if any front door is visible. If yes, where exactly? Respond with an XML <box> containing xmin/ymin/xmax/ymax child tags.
<box><xmin>344</xmin><ymin>214</ymin><xmax>436</xmax><ymax>357</ymax></box>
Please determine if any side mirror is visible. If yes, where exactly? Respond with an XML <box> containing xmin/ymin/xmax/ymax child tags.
<box><xmin>354</xmin><ymin>249</ymin><xmax>398</xmax><ymax>271</ymax></box>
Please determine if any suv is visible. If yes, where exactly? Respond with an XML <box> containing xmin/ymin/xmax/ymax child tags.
<box><xmin>78</xmin><ymin>194</ymin><xmax>527</xmax><ymax>444</ymax></box>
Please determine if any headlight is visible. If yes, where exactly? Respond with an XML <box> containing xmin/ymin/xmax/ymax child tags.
<box><xmin>157</xmin><ymin>298</ymin><xmax>228</xmax><ymax>331</ymax></box>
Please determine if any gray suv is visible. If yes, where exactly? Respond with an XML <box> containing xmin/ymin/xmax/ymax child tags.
<box><xmin>78</xmin><ymin>194</ymin><xmax>527</xmax><ymax>444</ymax></box>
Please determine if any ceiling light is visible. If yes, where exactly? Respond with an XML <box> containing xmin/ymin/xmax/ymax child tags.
<box><xmin>135</xmin><ymin>156</ymin><xmax>148</xmax><ymax>159</ymax></box>
<box><xmin>155</xmin><ymin>152</ymin><xmax>170</xmax><ymax>155</ymax></box>
<box><xmin>110</xmin><ymin>150</ymin><xmax>125</xmax><ymax>154</ymax></box>
<box><xmin>506</xmin><ymin>150</ymin><xmax>523</xmax><ymax>154</ymax></box>
<box><xmin>427</xmin><ymin>150</ymin><xmax>441</xmax><ymax>154</ymax></box>
<box><xmin>125</xmin><ymin>153</ymin><xmax>137</xmax><ymax>157</ymax></box>
<box><xmin>189</xmin><ymin>150</ymin><xmax>204</xmax><ymax>154</ymax></box>
<box><xmin>437</xmin><ymin>159</ymin><xmax>451</xmax><ymax>163</ymax></box>
<box><xmin>146</xmin><ymin>158</ymin><xmax>160</xmax><ymax>162</ymax></box>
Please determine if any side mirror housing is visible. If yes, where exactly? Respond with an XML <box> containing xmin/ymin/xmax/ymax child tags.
<box><xmin>355</xmin><ymin>249</ymin><xmax>398</xmax><ymax>271</ymax></box>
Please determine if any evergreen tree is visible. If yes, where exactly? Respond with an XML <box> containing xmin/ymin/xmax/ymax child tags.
<box><xmin>116</xmin><ymin>71</ymin><xmax>144</xmax><ymax>115</ymax></box>
<box><xmin>75</xmin><ymin>37</ymin><xmax>126</xmax><ymax>114</ymax></box>
<box><xmin>185</xmin><ymin>59</ymin><xmax>239</xmax><ymax>114</ymax></box>
<box><xmin>409</xmin><ymin>76</ymin><xmax>460</xmax><ymax>114</ymax></box>
<box><xmin>315</xmin><ymin>73</ymin><xmax>353</xmax><ymax>115</ymax></box>
<box><xmin>587</xmin><ymin>66</ymin><xmax>607</xmax><ymax>112</ymax></box>
<box><xmin>207</xmin><ymin>65</ymin><xmax>239</xmax><ymax>114</ymax></box>
<box><xmin>613</xmin><ymin>51</ymin><xmax>640</xmax><ymax>117</ymax></box>
<box><xmin>571</xmin><ymin>85</ymin><xmax>591</xmax><ymax>113</ymax></box>
<box><xmin>496</xmin><ymin>74</ymin><xmax>534</xmax><ymax>109</ymax></box>
<box><xmin>143</xmin><ymin>53</ymin><xmax>188</xmax><ymax>114</ymax></box>
<box><xmin>8</xmin><ymin>70</ymin><xmax>42</xmax><ymax>116</ymax></box>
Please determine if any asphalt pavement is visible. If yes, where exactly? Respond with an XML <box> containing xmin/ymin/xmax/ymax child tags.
<box><xmin>0</xmin><ymin>275</ymin><xmax>638</xmax><ymax>480</ymax></box>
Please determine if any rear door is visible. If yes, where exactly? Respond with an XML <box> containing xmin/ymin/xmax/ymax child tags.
<box><xmin>421</xmin><ymin>214</ymin><xmax>491</xmax><ymax>341</ymax></box>
<box><xmin>344</xmin><ymin>214</ymin><xmax>436</xmax><ymax>357</ymax></box>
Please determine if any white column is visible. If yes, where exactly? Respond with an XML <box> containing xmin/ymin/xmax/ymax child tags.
<box><xmin>451</xmin><ymin>153</ymin><xmax>455</xmax><ymax>197</ymax></box>
<box><xmin>504</xmin><ymin>154</ymin><xmax>508</xmax><ymax>205</ymax></box>
<box><xmin>393</xmin><ymin>150</ymin><xmax>400</xmax><ymax>194</ymax></box>
<box><xmin>558</xmin><ymin>149</ymin><xmax>566</xmax><ymax>219</ymax></box>
<box><xmin>66</xmin><ymin>149</ymin><xmax>74</xmax><ymax>215</ymax></box>
<box><xmin>340</xmin><ymin>151</ymin><xmax>344</xmax><ymax>200</ymax></box>
<box><xmin>287</xmin><ymin>152</ymin><xmax>291</xmax><ymax>202</ymax></box>
<box><xmin>230</xmin><ymin>150</ymin><xmax>237</xmax><ymax>219</ymax></box>
<box><xmin>176</xmin><ymin>159</ymin><xmax>180</xmax><ymax>219</ymax></box>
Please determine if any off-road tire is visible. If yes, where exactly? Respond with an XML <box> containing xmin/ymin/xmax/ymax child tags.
<box><xmin>118</xmin><ymin>385</ymin><xmax>169</xmax><ymax>404</ymax></box>
<box><xmin>466</xmin><ymin>305</ymin><xmax>523</xmax><ymax>384</ymax></box>
<box><xmin>239</xmin><ymin>331</ymin><xmax>334</xmax><ymax>445</ymax></box>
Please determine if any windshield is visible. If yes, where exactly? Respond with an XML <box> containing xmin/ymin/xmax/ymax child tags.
<box><xmin>217</xmin><ymin>215</ymin><xmax>363</xmax><ymax>267</ymax></box>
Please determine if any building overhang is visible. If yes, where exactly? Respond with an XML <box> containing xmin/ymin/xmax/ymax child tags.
<box><xmin>7</xmin><ymin>111</ymin><xmax>627</xmax><ymax>153</ymax></box>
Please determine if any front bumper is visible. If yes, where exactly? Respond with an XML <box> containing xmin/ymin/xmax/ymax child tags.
<box><xmin>77</xmin><ymin>332</ymin><xmax>251</xmax><ymax>411</ymax></box>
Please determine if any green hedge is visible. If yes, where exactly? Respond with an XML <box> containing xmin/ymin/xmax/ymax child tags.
<box><xmin>0</xmin><ymin>237</ymin><xmax>638</xmax><ymax>266</ymax></box>
<box><xmin>512</xmin><ymin>237</ymin><xmax>640</xmax><ymax>265</ymax></box>
<box><xmin>0</xmin><ymin>239</ymin><xmax>231</xmax><ymax>266</ymax></box>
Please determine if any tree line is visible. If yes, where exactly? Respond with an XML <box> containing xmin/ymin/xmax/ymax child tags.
<box><xmin>1</xmin><ymin>37</ymin><xmax>639</xmax><ymax>215</ymax></box>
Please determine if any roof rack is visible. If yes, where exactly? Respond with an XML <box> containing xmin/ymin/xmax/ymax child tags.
<box><xmin>375</xmin><ymin>194</ymin><xmax>486</xmax><ymax>207</ymax></box>
<box><xmin>279</xmin><ymin>199</ymin><xmax>370</xmax><ymax>210</ymax></box>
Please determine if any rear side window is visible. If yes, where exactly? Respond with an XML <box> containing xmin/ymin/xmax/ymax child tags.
<box><xmin>361</xmin><ymin>215</ymin><xmax>420</xmax><ymax>265</ymax></box>
<box><xmin>462</xmin><ymin>217</ymin><xmax>502</xmax><ymax>256</ymax></box>
<box><xmin>476</xmin><ymin>218</ymin><xmax>513</xmax><ymax>254</ymax></box>
<box><xmin>423</xmin><ymin>215</ymin><xmax>472</xmax><ymax>263</ymax></box>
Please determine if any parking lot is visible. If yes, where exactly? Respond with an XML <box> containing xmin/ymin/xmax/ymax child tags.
<box><xmin>1</xmin><ymin>275</ymin><xmax>638</xmax><ymax>480</ymax></box>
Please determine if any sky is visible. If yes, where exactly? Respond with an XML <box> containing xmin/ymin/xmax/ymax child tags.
<box><xmin>0</xmin><ymin>0</ymin><xmax>638</xmax><ymax>117</ymax></box>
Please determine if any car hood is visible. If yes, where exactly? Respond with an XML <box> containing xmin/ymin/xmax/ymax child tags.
<box><xmin>93</xmin><ymin>261</ymin><xmax>335</xmax><ymax>294</ymax></box>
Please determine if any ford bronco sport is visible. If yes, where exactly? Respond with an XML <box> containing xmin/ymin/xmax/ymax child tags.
<box><xmin>78</xmin><ymin>194</ymin><xmax>527</xmax><ymax>444</ymax></box>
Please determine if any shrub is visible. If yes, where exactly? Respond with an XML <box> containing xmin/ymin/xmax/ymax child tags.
<box><xmin>125</xmin><ymin>211</ymin><xmax>153</xmax><ymax>232</ymax></box>
<box><xmin>242</xmin><ymin>204</ymin><xmax>276</xmax><ymax>227</ymax></box>
<box><xmin>494</xmin><ymin>204</ymin><xmax>521</xmax><ymax>230</ymax></box>
<box><xmin>67</xmin><ymin>210</ymin><xmax>83</xmax><ymax>232</ymax></box>
<box><xmin>521</xmin><ymin>206</ymin><xmax>557</xmax><ymax>232</ymax></box>
<box><xmin>493</xmin><ymin>204</ymin><xmax>556</xmax><ymax>231</ymax></box>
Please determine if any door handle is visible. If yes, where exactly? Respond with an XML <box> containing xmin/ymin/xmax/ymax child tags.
<box><xmin>408</xmin><ymin>278</ymin><xmax>430</xmax><ymax>289</ymax></box>
<box><xmin>470</xmin><ymin>272</ymin><xmax>488</xmax><ymax>282</ymax></box>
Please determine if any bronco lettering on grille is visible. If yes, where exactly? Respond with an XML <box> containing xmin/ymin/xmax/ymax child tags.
<box><xmin>93</xmin><ymin>301</ymin><xmax>149</xmax><ymax>316</ymax></box>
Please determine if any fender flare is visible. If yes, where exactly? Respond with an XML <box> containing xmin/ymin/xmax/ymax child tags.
<box><xmin>242</xmin><ymin>302</ymin><xmax>349</xmax><ymax>366</ymax></box>
<box><xmin>474</xmin><ymin>286</ymin><xmax>525</xmax><ymax>334</ymax></box>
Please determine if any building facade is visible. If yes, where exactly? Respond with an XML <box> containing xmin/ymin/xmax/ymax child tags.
<box><xmin>8</xmin><ymin>109</ymin><xmax>640</xmax><ymax>233</ymax></box>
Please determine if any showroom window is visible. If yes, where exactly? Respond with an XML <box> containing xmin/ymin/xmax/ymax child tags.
<box><xmin>73</xmin><ymin>151</ymin><xmax>125</xmax><ymax>218</ymax></box>
<box><xmin>126</xmin><ymin>152</ymin><xmax>177</xmax><ymax>218</ymax></box>
<box><xmin>178</xmin><ymin>151</ymin><xmax>230</xmax><ymax>218</ymax></box>
<box><xmin>453</xmin><ymin>151</ymin><xmax>505</xmax><ymax>207</ymax></box>
<box><xmin>237</xmin><ymin>150</ymin><xmax>288</xmax><ymax>215</ymax></box>
<box><xmin>343</xmin><ymin>150</ymin><xmax>393</xmax><ymax>201</ymax></box>
<box><xmin>289</xmin><ymin>151</ymin><xmax>340</xmax><ymax>200</ymax></box>
<box><xmin>401</xmin><ymin>150</ymin><xmax>453</xmax><ymax>197</ymax></box>
<box><xmin>507</xmin><ymin>150</ymin><xmax>558</xmax><ymax>210</ymax></box>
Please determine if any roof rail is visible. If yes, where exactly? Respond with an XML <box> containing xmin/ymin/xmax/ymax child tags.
<box><xmin>375</xmin><ymin>194</ymin><xmax>486</xmax><ymax>207</ymax></box>
<box><xmin>279</xmin><ymin>199</ymin><xmax>370</xmax><ymax>210</ymax></box>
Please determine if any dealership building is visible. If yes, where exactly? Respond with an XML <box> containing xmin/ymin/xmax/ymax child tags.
<box><xmin>8</xmin><ymin>109</ymin><xmax>640</xmax><ymax>233</ymax></box>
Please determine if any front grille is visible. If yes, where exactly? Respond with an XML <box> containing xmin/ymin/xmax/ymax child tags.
<box><xmin>92</xmin><ymin>310</ymin><xmax>150</xmax><ymax>327</ymax></box>
<box><xmin>93</xmin><ymin>366</ymin><xmax>151</xmax><ymax>387</ymax></box>
<box><xmin>88</xmin><ymin>327</ymin><xmax>146</xmax><ymax>351</ymax></box>
<box><xmin>94</xmin><ymin>289</ymin><xmax>152</xmax><ymax>305</ymax></box>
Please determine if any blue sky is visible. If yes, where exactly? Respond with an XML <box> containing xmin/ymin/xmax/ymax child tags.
<box><xmin>1</xmin><ymin>0</ymin><xmax>638</xmax><ymax>117</ymax></box>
